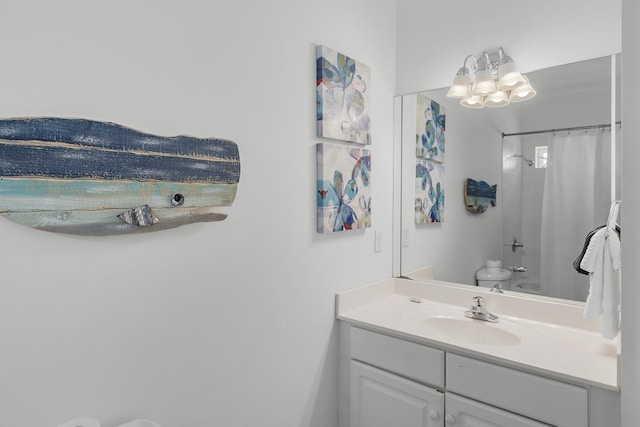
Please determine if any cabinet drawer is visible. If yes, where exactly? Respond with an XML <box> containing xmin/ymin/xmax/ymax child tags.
<box><xmin>446</xmin><ymin>353</ymin><xmax>587</xmax><ymax>427</ymax></box>
<box><xmin>351</xmin><ymin>327</ymin><xmax>444</xmax><ymax>388</ymax></box>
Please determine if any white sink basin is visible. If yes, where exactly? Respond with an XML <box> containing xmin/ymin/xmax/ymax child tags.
<box><xmin>403</xmin><ymin>307</ymin><xmax>539</xmax><ymax>347</ymax></box>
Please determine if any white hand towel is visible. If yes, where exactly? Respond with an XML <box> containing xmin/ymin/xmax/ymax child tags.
<box><xmin>602</xmin><ymin>230</ymin><xmax>621</xmax><ymax>339</ymax></box>
<box><xmin>581</xmin><ymin>227</ymin><xmax>621</xmax><ymax>339</ymax></box>
<box><xmin>580</xmin><ymin>228</ymin><xmax>604</xmax><ymax>274</ymax></box>
<box><xmin>582</xmin><ymin>228</ymin><xmax>605</xmax><ymax>319</ymax></box>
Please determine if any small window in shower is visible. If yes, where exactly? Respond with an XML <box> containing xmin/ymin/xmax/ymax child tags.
<box><xmin>535</xmin><ymin>146</ymin><xmax>548</xmax><ymax>169</ymax></box>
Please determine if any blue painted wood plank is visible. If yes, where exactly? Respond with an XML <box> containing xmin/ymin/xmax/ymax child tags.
<box><xmin>0</xmin><ymin>143</ymin><xmax>240</xmax><ymax>183</ymax></box>
<box><xmin>0</xmin><ymin>117</ymin><xmax>239</xmax><ymax>160</ymax></box>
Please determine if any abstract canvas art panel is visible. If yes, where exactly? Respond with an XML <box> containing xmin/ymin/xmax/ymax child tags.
<box><xmin>416</xmin><ymin>94</ymin><xmax>445</xmax><ymax>162</ymax></box>
<box><xmin>316</xmin><ymin>45</ymin><xmax>371</xmax><ymax>145</ymax></box>
<box><xmin>416</xmin><ymin>159</ymin><xmax>444</xmax><ymax>223</ymax></box>
<box><xmin>317</xmin><ymin>143</ymin><xmax>371</xmax><ymax>233</ymax></box>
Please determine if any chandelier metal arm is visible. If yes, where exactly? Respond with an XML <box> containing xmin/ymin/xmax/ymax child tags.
<box><xmin>462</xmin><ymin>54</ymin><xmax>478</xmax><ymax>74</ymax></box>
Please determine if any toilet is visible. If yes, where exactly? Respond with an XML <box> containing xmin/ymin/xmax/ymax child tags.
<box><xmin>476</xmin><ymin>259</ymin><xmax>512</xmax><ymax>289</ymax></box>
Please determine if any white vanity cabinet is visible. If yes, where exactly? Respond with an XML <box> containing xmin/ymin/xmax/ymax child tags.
<box><xmin>341</xmin><ymin>325</ymin><xmax>615</xmax><ymax>427</ymax></box>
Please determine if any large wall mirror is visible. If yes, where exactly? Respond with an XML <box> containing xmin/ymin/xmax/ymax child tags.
<box><xmin>395</xmin><ymin>54</ymin><xmax>621</xmax><ymax>303</ymax></box>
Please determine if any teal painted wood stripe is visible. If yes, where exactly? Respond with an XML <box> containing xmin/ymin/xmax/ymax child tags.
<box><xmin>0</xmin><ymin>178</ymin><xmax>237</xmax><ymax>212</ymax></box>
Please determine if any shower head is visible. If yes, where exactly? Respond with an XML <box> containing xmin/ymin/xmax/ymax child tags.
<box><xmin>512</xmin><ymin>154</ymin><xmax>534</xmax><ymax>167</ymax></box>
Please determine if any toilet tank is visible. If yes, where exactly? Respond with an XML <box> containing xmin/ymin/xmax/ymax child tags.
<box><xmin>477</xmin><ymin>260</ymin><xmax>512</xmax><ymax>288</ymax></box>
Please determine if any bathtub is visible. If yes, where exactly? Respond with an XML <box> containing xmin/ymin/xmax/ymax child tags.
<box><xmin>510</xmin><ymin>281</ymin><xmax>541</xmax><ymax>295</ymax></box>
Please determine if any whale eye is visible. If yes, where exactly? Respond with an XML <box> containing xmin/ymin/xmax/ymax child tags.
<box><xmin>172</xmin><ymin>193</ymin><xmax>185</xmax><ymax>206</ymax></box>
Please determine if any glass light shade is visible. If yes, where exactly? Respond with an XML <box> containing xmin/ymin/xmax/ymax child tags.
<box><xmin>497</xmin><ymin>61</ymin><xmax>525</xmax><ymax>90</ymax></box>
<box><xmin>472</xmin><ymin>69</ymin><xmax>497</xmax><ymax>95</ymax></box>
<box><xmin>447</xmin><ymin>73</ymin><xmax>471</xmax><ymax>98</ymax></box>
<box><xmin>460</xmin><ymin>95</ymin><xmax>485</xmax><ymax>109</ymax></box>
<box><xmin>509</xmin><ymin>76</ymin><xmax>536</xmax><ymax>102</ymax></box>
<box><xmin>484</xmin><ymin>90</ymin><xmax>510</xmax><ymax>107</ymax></box>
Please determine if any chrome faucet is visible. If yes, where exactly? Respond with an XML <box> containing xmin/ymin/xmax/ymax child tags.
<box><xmin>511</xmin><ymin>266</ymin><xmax>528</xmax><ymax>273</ymax></box>
<box><xmin>465</xmin><ymin>296</ymin><xmax>499</xmax><ymax>323</ymax></box>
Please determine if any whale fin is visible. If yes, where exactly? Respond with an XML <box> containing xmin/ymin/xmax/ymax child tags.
<box><xmin>118</xmin><ymin>204</ymin><xmax>159</xmax><ymax>227</ymax></box>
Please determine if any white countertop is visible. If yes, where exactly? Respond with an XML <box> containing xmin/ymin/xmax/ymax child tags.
<box><xmin>336</xmin><ymin>277</ymin><xmax>619</xmax><ymax>391</ymax></box>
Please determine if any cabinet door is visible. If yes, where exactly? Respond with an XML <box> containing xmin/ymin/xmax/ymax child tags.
<box><xmin>444</xmin><ymin>393</ymin><xmax>551</xmax><ymax>427</ymax></box>
<box><xmin>351</xmin><ymin>360</ymin><xmax>444</xmax><ymax>427</ymax></box>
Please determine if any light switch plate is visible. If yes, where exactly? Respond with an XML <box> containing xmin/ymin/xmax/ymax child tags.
<box><xmin>374</xmin><ymin>230</ymin><xmax>383</xmax><ymax>252</ymax></box>
<box><xmin>402</xmin><ymin>228</ymin><xmax>409</xmax><ymax>247</ymax></box>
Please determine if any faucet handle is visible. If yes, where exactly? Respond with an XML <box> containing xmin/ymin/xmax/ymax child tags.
<box><xmin>511</xmin><ymin>236</ymin><xmax>524</xmax><ymax>252</ymax></box>
<box><xmin>466</xmin><ymin>296</ymin><xmax>499</xmax><ymax>323</ymax></box>
<box><xmin>472</xmin><ymin>296</ymin><xmax>486</xmax><ymax>308</ymax></box>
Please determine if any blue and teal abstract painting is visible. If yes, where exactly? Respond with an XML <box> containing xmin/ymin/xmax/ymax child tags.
<box><xmin>416</xmin><ymin>93</ymin><xmax>445</xmax><ymax>162</ymax></box>
<box><xmin>0</xmin><ymin>117</ymin><xmax>240</xmax><ymax>235</ymax></box>
<box><xmin>316</xmin><ymin>45</ymin><xmax>371</xmax><ymax>145</ymax></box>
<box><xmin>317</xmin><ymin>143</ymin><xmax>371</xmax><ymax>233</ymax></box>
<box><xmin>416</xmin><ymin>159</ymin><xmax>444</xmax><ymax>223</ymax></box>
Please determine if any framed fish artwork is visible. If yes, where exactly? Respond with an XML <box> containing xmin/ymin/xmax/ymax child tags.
<box><xmin>316</xmin><ymin>45</ymin><xmax>371</xmax><ymax>145</ymax></box>
<box><xmin>415</xmin><ymin>159</ymin><xmax>444</xmax><ymax>223</ymax></box>
<box><xmin>416</xmin><ymin>93</ymin><xmax>445</xmax><ymax>162</ymax></box>
<box><xmin>317</xmin><ymin>143</ymin><xmax>371</xmax><ymax>233</ymax></box>
<box><xmin>0</xmin><ymin>117</ymin><xmax>240</xmax><ymax>235</ymax></box>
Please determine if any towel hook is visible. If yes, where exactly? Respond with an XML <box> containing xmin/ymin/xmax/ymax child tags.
<box><xmin>606</xmin><ymin>200</ymin><xmax>621</xmax><ymax>238</ymax></box>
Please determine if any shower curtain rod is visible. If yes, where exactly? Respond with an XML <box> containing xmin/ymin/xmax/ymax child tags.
<box><xmin>502</xmin><ymin>121</ymin><xmax>622</xmax><ymax>138</ymax></box>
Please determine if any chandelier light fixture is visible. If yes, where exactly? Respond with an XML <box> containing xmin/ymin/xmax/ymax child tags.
<box><xmin>446</xmin><ymin>47</ymin><xmax>536</xmax><ymax>108</ymax></box>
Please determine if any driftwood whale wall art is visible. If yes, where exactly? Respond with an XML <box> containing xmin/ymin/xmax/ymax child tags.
<box><xmin>0</xmin><ymin>118</ymin><xmax>240</xmax><ymax>235</ymax></box>
<box><xmin>464</xmin><ymin>178</ymin><xmax>496</xmax><ymax>214</ymax></box>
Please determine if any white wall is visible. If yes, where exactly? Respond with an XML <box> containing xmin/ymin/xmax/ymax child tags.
<box><xmin>621</xmin><ymin>0</ymin><xmax>640</xmax><ymax>425</ymax></box>
<box><xmin>0</xmin><ymin>2</ymin><xmax>396</xmax><ymax>426</ymax></box>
